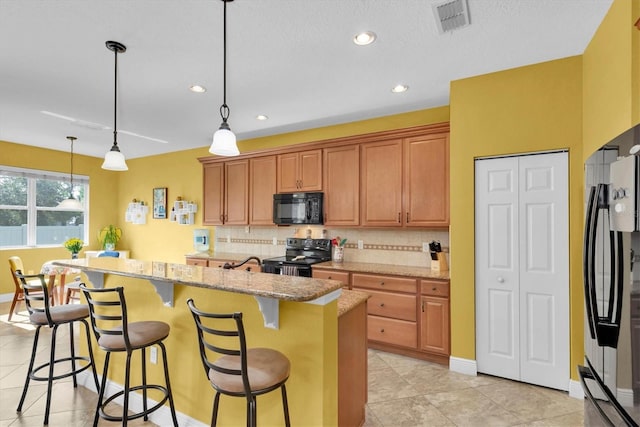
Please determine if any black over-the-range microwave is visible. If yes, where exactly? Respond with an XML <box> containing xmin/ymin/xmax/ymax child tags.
<box><xmin>273</xmin><ymin>192</ymin><xmax>324</xmax><ymax>225</ymax></box>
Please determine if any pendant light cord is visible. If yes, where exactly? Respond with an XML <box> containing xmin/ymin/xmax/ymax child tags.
<box><xmin>113</xmin><ymin>47</ymin><xmax>119</xmax><ymax>146</ymax></box>
<box><xmin>220</xmin><ymin>0</ymin><xmax>230</xmax><ymax>122</ymax></box>
<box><xmin>69</xmin><ymin>138</ymin><xmax>74</xmax><ymax>187</ymax></box>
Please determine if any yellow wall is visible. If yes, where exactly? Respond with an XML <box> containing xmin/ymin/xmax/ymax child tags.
<box><xmin>449</xmin><ymin>56</ymin><xmax>584</xmax><ymax>369</ymax></box>
<box><xmin>0</xmin><ymin>141</ymin><xmax>120</xmax><ymax>294</ymax></box>
<box><xmin>583</xmin><ymin>0</ymin><xmax>640</xmax><ymax>159</ymax></box>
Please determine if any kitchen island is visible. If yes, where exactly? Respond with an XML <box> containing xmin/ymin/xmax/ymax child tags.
<box><xmin>53</xmin><ymin>257</ymin><xmax>366</xmax><ymax>426</ymax></box>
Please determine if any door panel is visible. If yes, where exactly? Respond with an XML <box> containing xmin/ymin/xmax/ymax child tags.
<box><xmin>476</xmin><ymin>152</ymin><xmax>569</xmax><ymax>391</ymax></box>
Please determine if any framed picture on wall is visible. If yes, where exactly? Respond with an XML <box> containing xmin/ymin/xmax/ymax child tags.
<box><xmin>153</xmin><ymin>187</ymin><xmax>167</xmax><ymax>219</ymax></box>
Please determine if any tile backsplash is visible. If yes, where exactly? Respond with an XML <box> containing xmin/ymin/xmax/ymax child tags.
<box><xmin>214</xmin><ymin>226</ymin><xmax>449</xmax><ymax>268</ymax></box>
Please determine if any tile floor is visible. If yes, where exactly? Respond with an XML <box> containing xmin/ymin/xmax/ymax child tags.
<box><xmin>0</xmin><ymin>301</ymin><xmax>585</xmax><ymax>426</ymax></box>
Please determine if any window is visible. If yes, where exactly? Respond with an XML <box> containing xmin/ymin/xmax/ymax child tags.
<box><xmin>0</xmin><ymin>166</ymin><xmax>89</xmax><ymax>248</ymax></box>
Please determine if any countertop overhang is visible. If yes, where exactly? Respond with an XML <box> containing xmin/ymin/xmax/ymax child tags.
<box><xmin>52</xmin><ymin>258</ymin><xmax>344</xmax><ymax>329</ymax></box>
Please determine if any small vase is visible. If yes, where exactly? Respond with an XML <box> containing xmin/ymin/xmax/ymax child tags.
<box><xmin>333</xmin><ymin>246</ymin><xmax>344</xmax><ymax>263</ymax></box>
<box><xmin>105</xmin><ymin>243</ymin><xmax>116</xmax><ymax>251</ymax></box>
<box><xmin>71</xmin><ymin>252</ymin><xmax>78</xmax><ymax>259</ymax></box>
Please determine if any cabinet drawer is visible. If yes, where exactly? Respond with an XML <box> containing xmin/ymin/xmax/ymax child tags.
<box><xmin>352</xmin><ymin>273</ymin><xmax>416</xmax><ymax>293</ymax></box>
<box><xmin>313</xmin><ymin>269</ymin><xmax>350</xmax><ymax>287</ymax></box>
<box><xmin>367</xmin><ymin>315</ymin><xmax>417</xmax><ymax>348</ymax></box>
<box><xmin>186</xmin><ymin>258</ymin><xmax>208</xmax><ymax>267</ymax></box>
<box><xmin>359</xmin><ymin>289</ymin><xmax>416</xmax><ymax>322</ymax></box>
<box><xmin>420</xmin><ymin>280</ymin><xmax>449</xmax><ymax>297</ymax></box>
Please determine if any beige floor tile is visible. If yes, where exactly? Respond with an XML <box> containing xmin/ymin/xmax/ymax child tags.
<box><xmin>368</xmin><ymin>395</ymin><xmax>455</xmax><ymax>426</ymax></box>
<box><xmin>426</xmin><ymin>388</ymin><xmax>524</xmax><ymax>426</ymax></box>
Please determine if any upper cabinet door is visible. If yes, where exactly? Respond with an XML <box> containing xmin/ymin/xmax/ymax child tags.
<box><xmin>360</xmin><ymin>139</ymin><xmax>403</xmax><ymax>227</ymax></box>
<box><xmin>224</xmin><ymin>160</ymin><xmax>249</xmax><ymax>225</ymax></box>
<box><xmin>249</xmin><ymin>156</ymin><xmax>276</xmax><ymax>225</ymax></box>
<box><xmin>404</xmin><ymin>134</ymin><xmax>450</xmax><ymax>227</ymax></box>
<box><xmin>203</xmin><ymin>163</ymin><xmax>224</xmax><ymax>225</ymax></box>
<box><xmin>276</xmin><ymin>149</ymin><xmax>322</xmax><ymax>193</ymax></box>
<box><xmin>324</xmin><ymin>145</ymin><xmax>359</xmax><ymax>226</ymax></box>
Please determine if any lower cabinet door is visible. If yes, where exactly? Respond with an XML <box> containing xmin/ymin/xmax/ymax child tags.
<box><xmin>368</xmin><ymin>315</ymin><xmax>417</xmax><ymax>349</ymax></box>
<box><xmin>420</xmin><ymin>296</ymin><xmax>450</xmax><ymax>355</ymax></box>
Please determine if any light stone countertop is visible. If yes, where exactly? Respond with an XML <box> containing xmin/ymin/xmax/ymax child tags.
<box><xmin>313</xmin><ymin>261</ymin><xmax>450</xmax><ymax>281</ymax></box>
<box><xmin>53</xmin><ymin>257</ymin><xmax>343</xmax><ymax>303</ymax></box>
<box><xmin>337</xmin><ymin>289</ymin><xmax>370</xmax><ymax>317</ymax></box>
<box><xmin>186</xmin><ymin>253</ymin><xmax>450</xmax><ymax>280</ymax></box>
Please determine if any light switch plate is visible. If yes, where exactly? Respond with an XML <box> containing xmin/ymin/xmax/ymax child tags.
<box><xmin>422</xmin><ymin>242</ymin><xmax>429</xmax><ymax>252</ymax></box>
<box><xmin>358</xmin><ymin>240</ymin><xmax>364</xmax><ymax>250</ymax></box>
<box><xmin>273</xmin><ymin>237</ymin><xmax>277</xmax><ymax>245</ymax></box>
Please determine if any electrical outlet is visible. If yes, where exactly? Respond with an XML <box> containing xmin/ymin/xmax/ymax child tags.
<box><xmin>245</xmin><ymin>226</ymin><xmax>250</xmax><ymax>233</ymax></box>
<box><xmin>273</xmin><ymin>237</ymin><xmax>278</xmax><ymax>245</ymax></box>
<box><xmin>227</xmin><ymin>236</ymin><xmax>231</xmax><ymax>243</ymax></box>
<box><xmin>150</xmin><ymin>346</ymin><xmax>157</xmax><ymax>364</ymax></box>
<box><xmin>358</xmin><ymin>240</ymin><xmax>364</xmax><ymax>250</ymax></box>
<box><xmin>422</xmin><ymin>242</ymin><xmax>429</xmax><ymax>252</ymax></box>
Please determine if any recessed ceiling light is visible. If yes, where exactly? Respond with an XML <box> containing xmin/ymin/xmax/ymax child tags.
<box><xmin>256</xmin><ymin>115</ymin><xmax>268</xmax><ymax>121</ymax></box>
<box><xmin>353</xmin><ymin>31</ymin><xmax>376</xmax><ymax>46</ymax></box>
<box><xmin>391</xmin><ymin>84</ymin><xmax>409</xmax><ymax>93</ymax></box>
<box><xmin>189</xmin><ymin>85</ymin><xmax>206</xmax><ymax>93</ymax></box>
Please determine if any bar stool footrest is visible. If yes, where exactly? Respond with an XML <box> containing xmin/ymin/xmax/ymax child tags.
<box><xmin>30</xmin><ymin>356</ymin><xmax>94</xmax><ymax>382</ymax></box>
<box><xmin>99</xmin><ymin>384</ymin><xmax>170</xmax><ymax>422</ymax></box>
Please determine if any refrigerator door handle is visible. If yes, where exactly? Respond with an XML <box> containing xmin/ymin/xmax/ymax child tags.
<box><xmin>583</xmin><ymin>185</ymin><xmax>598</xmax><ymax>339</ymax></box>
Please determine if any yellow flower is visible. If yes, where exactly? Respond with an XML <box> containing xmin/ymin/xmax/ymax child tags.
<box><xmin>63</xmin><ymin>238</ymin><xmax>84</xmax><ymax>253</ymax></box>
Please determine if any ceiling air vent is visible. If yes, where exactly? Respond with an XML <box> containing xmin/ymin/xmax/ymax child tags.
<box><xmin>432</xmin><ymin>0</ymin><xmax>470</xmax><ymax>34</ymax></box>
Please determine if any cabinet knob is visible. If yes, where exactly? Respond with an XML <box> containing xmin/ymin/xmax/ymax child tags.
<box><xmin>328</xmin><ymin>276</ymin><xmax>332</xmax><ymax>279</ymax></box>
<box><xmin>380</xmin><ymin>281</ymin><xmax>385</xmax><ymax>286</ymax></box>
<box><xmin>497</xmin><ymin>277</ymin><xmax>505</xmax><ymax>283</ymax></box>
<box><xmin>432</xmin><ymin>287</ymin><xmax>437</xmax><ymax>291</ymax></box>
<box><xmin>380</xmin><ymin>328</ymin><xmax>385</xmax><ymax>333</ymax></box>
<box><xmin>379</xmin><ymin>303</ymin><xmax>385</xmax><ymax>307</ymax></box>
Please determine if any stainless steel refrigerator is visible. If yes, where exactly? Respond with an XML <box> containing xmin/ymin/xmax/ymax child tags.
<box><xmin>581</xmin><ymin>124</ymin><xmax>640</xmax><ymax>426</ymax></box>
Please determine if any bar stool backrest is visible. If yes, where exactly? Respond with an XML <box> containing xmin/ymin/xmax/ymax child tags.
<box><xmin>80</xmin><ymin>285</ymin><xmax>132</xmax><ymax>352</ymax></box>
<box><xmin>187</xmin><ymin>298</ymin><xmax>251</xmax><ymax>396</ymax></box>
<box><xmin>14</xmin><ymin>270</ymin><xmax>55</xmax><ymax>326</ymax></box>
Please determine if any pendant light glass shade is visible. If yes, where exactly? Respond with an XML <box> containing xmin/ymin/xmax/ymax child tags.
<box><xmin>210</xmin><ymin>121</ymin><xmax>239</xmax><ymax>156</ymax></box>
<box><xmin>102</xmin><ymin>40</ymin><xmax>129</xmax><ymax>171</ymax></box>
<box><xmin>58</xmin><ymin>197</ymin><xmax>83</xmax><ymax>210</ymax></box>
<box><xmin>58</xmin><ymin>136</ymin><xmax>84</xmax><ymax>210</ymax></box>
<box><xmin>102</xmin><ymin>143</ymin><xmax>129</xmax><ymax>170</ymax></box>
<box><xmin>208</xmin><ymin>0</ymin><xmax>239</xmax><ymax>157</ymax></box>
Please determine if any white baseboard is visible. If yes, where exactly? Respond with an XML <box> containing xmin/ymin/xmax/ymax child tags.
<box><xmin>568</xmin><ymin>379</ymin><xmax>584</xmax><ymax>399</ymax></box>
<box><xmin>449</xmin><ymin>356</ymin><xmax>477</xmax><ymax>376</ymax></box>
<box><xmin>617</xmin><ymin>387</ymin><xmax>634</xmax><ymax>408</ymax></box>
<box><xmin>77</xmin><ymin>371</ymin><xmax>208</xmax><ymax>427</ymax></box>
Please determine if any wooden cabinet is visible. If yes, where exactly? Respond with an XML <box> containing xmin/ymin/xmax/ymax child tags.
<box><xmin>277</xmin><ymin>149</ymin><xmax>322</xmax><ymax>192</ymax></box>
<box><xmin>419</xmin><ymin>280</ymin><xmax>450</xmax><ymax>356</ymax></box>
<box><xmin>338</xmin><ymin>298</ymin><xmax>367</xmax><ymax>427</ymax></box>
<box><xmin>360</xmin><ymin>134</ymin><xmax>450</xmax><ymax>227</ymax></box>
<box><xmin>186</xmin><ymin>258</ymin><xmax>208</xmax><ymax>267</ymax></box>
<box><xmin>224</xmin><ymin>160</ymin><xmax>249</xmax><ymax>225</ymax></box>
<box><xmin>404</xmin><ymin>134</ymin><xmax>449</xmax><ymax>227</ymax></box>
<box><xmin>249</xmin><ymin>156</ymin><xmax>276</xmax><ymax>225</ymax></box>
<box><xmin>202</xmin><ymin>163</ymin><xmax>224</xmax><ymax>225</ymax></box>
<box><xmin>202</xmin><ymin>160</ymin><xmax>248</xmax><ymax>225</ymax></box>
<box><xmin>312</xmin><ymin>268</ymin><xmax>350</xmax><ymax>288</ymax></box>
<box><xmin>323</xmin><ymin>145</ymin><xmax>359</xmax><ymax>226</ymax></box>
<box><xmin>360</xmin><ymin>139</ymin><xmax>403</xmax><ymax>227</ymax></box>
<box><xmin>352</xmin><ymin>273</ymin><xmax>418</xmax><ymax>350</ymax></box>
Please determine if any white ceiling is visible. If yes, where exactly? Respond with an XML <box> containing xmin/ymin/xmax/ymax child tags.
<box><xmin>0</xmin><ymin>0</ymin><xmax>613</xmax><ymax>160</ymax></box>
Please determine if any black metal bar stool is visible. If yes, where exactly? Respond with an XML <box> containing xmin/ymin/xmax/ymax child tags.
<box><xmin>80</xmin><ymin>284</ymin><xmax>178</xmax><ymax>427</ymax></box>
<box><xmin>187</xmin><ymin>298</ymin><xmax>291</xmax><ymax>427</ymax></box>
<box><xmin>14</xmin><ymin>271</ymin><xmax>99</xmax><ymax>425</ymax></box>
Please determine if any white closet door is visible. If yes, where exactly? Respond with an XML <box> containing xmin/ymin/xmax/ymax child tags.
<box><xmin>475</xmin><ymin>152</ymin><xmax>569</xmax><ymax>391</ymax></box>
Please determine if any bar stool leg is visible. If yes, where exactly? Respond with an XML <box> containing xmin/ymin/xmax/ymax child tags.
<box><xmin>123</xmin><ymin>352</ymin><xmax>132</xmax><ymax>427</ymax></box>
<box><xmin>281</xmin><ymin>385</ymin><xmax>291</xmax><ymax>427</ymax></box>
<box><xmin>159</xmin><ymin>342</ymin><xmax>179</xmax><ymax>426</ymax></box>
<box><xmin>141</xmin><ymin>347</ymin><xmax>148</xmax><ymax>421</ymax></box>
<box><xmin>94</xmin><ymin>352</ymin><xmax>111</xmax><ymax>427</ymax></box>
<box><xmin>43</xmin><ymin>324</ymin><xmax>59</xmax><ymax>425</ymax></box>
<box><xmin>212</xmin><ymin>392</ymin><xmax>222</xmax><ymax>426</ymax></box>
<box><xmin>17</xmin><ymin>327</ymin><xmax>41</xmax><ymax>413</ymax></box>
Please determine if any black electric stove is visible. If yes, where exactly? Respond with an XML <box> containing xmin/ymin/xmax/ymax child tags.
<box><xmin>262</xmin><ymin>238</ymin><xmax>332</xmax><ymax>277</ymax></box>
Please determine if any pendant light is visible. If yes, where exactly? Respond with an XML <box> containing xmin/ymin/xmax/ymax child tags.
<box><xmin>58</xmin><ymin>136</ymin><xmax>84</xmax><ymax>210</ymax></box>
<box><xmin>102</xmin><ymin>40</ymin><xmax>129</xmax><ymax>171</ymax></box>
<box><xmin>209</xmin><ymin>0</ymin><xmax>240</xmax><ymax>156</ymax></box>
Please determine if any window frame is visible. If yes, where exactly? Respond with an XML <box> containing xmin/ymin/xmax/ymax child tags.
<box><xmin>0</xmin><ymin>165</ymin><xmax>90</xmax><ymax>249</ymax></box>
